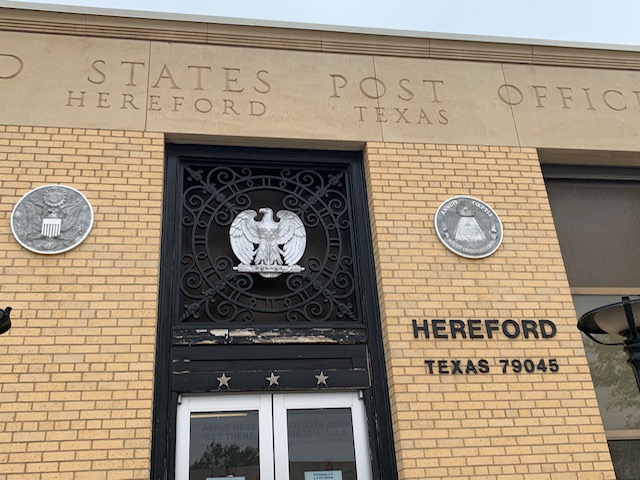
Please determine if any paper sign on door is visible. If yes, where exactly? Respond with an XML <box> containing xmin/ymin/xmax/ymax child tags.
<box><xmin>304</xmin><ymin>471</ymin><xmax>343</xmax><ymax>480</ymax></box>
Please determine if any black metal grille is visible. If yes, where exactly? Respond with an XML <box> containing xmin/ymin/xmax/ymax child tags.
<box><xmin>153</xmin><ymin>146</ymin><xmax>397</xmax><ymax>480</ymax></box>
<box><xmin>178</xmin><ymin>162</ymin><xmax>361</xmax><ymax>326</ymax></box>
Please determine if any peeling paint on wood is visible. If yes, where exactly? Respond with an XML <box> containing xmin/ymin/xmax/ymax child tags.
<box><xmin>172</xmin><ymin>327</ymin><xmax>366</xmax><ymax>346</ymax></box>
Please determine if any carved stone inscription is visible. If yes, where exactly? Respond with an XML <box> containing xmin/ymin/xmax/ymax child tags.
<box><xmin>0</xmin><ymin>53</ymin><xmax>23</xmax><ymax>79</ymax></box>
<box><xmin>2</xmin><ymin>31</ymin><xmax>640</xmax><ymax>149</ymax></box>
<box><xmin>498</xmin><ymin>83</ymin><xmax>640</xmax><ymax>112</ymax></box>
<box><xmin>329</xmin><ymin>74</ymin><xmax>449</xmax><ymax>126</ymax></box>
<box><xmin>66</xmin><ymin>60</ymin><xmax>271</xmax><ymax>117</ymax></box>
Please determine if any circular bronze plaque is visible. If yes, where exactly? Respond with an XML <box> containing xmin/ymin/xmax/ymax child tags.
<box><xmin>435</xmin><ymin>196</ymin><xmax>503</xmax><ymax>259</ymax></box>
<box><xmin>11</xmin><ymin>185</ymin><xmax>94</xmax><ymax>255</ymax></box>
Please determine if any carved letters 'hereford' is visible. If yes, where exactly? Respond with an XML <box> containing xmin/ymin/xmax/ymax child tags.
<box><xmin>2</xmin><ymin>30</ymin><xmax>640</xmax><ymax>148</ymax></box>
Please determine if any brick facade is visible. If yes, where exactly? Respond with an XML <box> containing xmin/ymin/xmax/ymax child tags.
<box><xmin>0</xmin><ymin>131</ymin><xmax>617</xmax><ymax>479</ymax></box>
<box><xmin>364</xmin><ymin>143</ymin><xmax>616</xmax><ymax>479</ymax></box>
<box><xmin>0</xmin><ymin>126</ymin><xmax>164</xmax><ymax>480</ymax></box>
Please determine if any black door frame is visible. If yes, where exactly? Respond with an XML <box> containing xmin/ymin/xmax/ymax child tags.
<box><xmin>151</xmin><ymin>144</ymin><xmax>398</xmax><ymax>480</ymax></box>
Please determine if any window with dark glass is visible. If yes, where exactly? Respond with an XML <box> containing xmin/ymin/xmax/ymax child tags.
<box><xmin>544</xmin><ymin>163</ymin><xmax>640</xmax><ymax>480</ymax></box>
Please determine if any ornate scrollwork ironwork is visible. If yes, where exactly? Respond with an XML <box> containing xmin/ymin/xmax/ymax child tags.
<box><xmin>178</xmin><ymin>163</ymin><xmax>360</xmax><ymax>326</ymax></box>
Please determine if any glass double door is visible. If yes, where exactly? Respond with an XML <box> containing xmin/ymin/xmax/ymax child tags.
<box><xmin>176</xmin><ymin>392</ymin><xmax>373</xmax><ymax>480</ymax></box>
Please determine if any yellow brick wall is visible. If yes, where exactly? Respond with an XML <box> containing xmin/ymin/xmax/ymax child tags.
<box><xmin>0</xmin><ymin>132</ymin><xmax>618</xmax><ymax>480</ymax></box>
<box><xmin>364</xmin><ymin>143</ymin><xmax>616</xmax><ymax>480</ymax></box>
<box><xmin>0</xmin><ymin>125</ymin><xmax>164</xmax><ymax>480</ymax></box>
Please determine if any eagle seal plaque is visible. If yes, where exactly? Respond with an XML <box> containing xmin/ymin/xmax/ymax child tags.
<box><xmin>230</xmin><ymin>207</ymin><xmax>306</xmax><ymax>278</ymax></box>
<box><xmin>11</xmin><ymin>185</ymin><xmax>94</xmax><ymax>255</ymax></box>
<box><xmin>435</xmin><ymin>196</ymin><xmax>503</xmax><ymax>259</ymax></box>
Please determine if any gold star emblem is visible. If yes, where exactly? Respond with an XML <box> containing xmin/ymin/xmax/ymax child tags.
<box><xmin>217</xmin><ymin>373</ymin><xmax>231</xmax><ymax>389</ymax></box>
<box><xmin>266</xmin><ymin>372</ymin><xmax>280</xmax><ymax>387</ymax></box>
<box><xmin>315</xmin><ymin>371</ymin><xmax>329</xmax><ymax>386</ymax></box>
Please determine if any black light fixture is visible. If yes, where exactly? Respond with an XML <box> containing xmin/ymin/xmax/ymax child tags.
<box><xmin>0</xmin><ymin>306</ymin><xmax>11</xmax><ymax>335</ymax></box>
<box><xmin>577</xmin><ymin>296</ymin><xmax>640</xmax><ymax>392</ymax></box>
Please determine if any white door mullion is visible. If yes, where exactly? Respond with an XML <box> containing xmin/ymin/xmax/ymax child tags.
<box><xmin>352</xmin><ymin>393</ymin><xmax>373</xmax><ymax>480</ymax></box>
<box><xmin>272</xmin><ymin>394</ymin><xmax>290</xmax><ymax>480</ymax></box>
<box><xmin>258</xmin><ymin>393</ymin><xmax>275</xmax><ymax>480</ymax></box>
<box><xmin>174</xmin><ymin>396</ymin><xmax>191</xmax><ymax>480</ymax></box>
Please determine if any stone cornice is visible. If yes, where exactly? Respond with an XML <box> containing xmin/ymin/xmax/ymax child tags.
<box><xmin>2</xmin><ymin>6</ymin><xmax>640</xmax><ymax>71</ymax></box>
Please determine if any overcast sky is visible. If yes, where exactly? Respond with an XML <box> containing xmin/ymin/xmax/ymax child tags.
<box><xmin>4</xmin><ymin>0</ymin><xmax>640</xmax><ymax>48</ymax></box>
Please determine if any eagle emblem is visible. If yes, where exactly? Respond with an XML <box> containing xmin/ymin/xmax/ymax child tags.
<box><xmin>230</xmin><ymin>207</ymin><xmax>306</xmax><ymax>278</ymax></box>
<box><xmin>11</xmin><ymin>185</ymin><xmax>94</xmax><ymax>254</ymax></box>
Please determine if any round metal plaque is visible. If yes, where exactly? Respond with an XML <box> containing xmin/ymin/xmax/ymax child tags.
<box><xmin>11</xmin><ymin>185</ymin><xmax>94</xmax><ymax>255</ymax></box>
<box><xmin>434</xmin><ymin>196</ymin><xmax>503</xmax><ymax>259</ymax></box>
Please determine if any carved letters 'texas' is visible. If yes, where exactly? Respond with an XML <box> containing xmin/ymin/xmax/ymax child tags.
<box><xmin>329</xmin><ymin>73</ymin><xmax>450</xmax><ymax>125</ymax></box>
